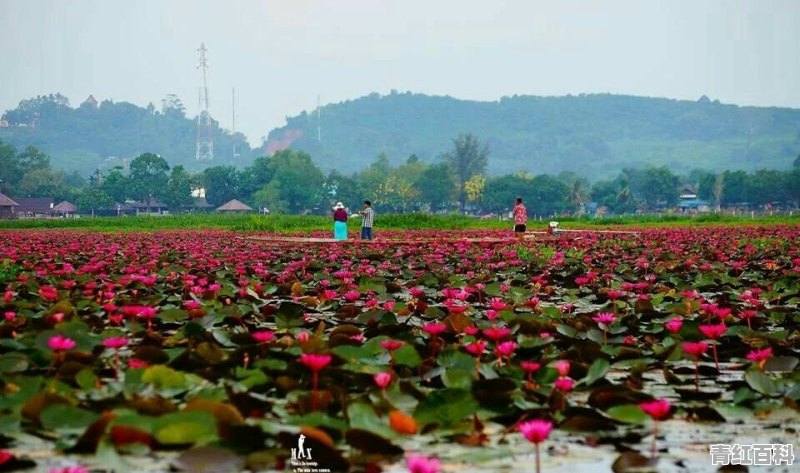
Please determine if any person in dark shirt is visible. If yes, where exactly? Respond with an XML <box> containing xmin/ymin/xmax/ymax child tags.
<box><xmin>332</xmin><ymin>202</ymin><xmax>348</xmax><ymax>240</ymax></box>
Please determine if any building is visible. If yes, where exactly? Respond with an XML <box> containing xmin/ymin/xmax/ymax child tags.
<box><xmin>0</xmin><ymin>192</ymin><xmax>19</xmax><ymax>219</ymax></box>
<box><xmin>15</xmin><ymin>198</ymin><xmax>55</xmax><ymax>217</ymax></box>
<box><xmin>217</xmin><ymin>199</ymin><xmax>253</xmax><ymax>213</ymax></box>
<box><xmin>53</xmin><ymin>201</ymin><xmax>78</xmax><ymax>217</ymax></box>
<box><xmin>80</xmin><ymin>95</ymin><xmax>98</xmax><ymax>109</ymax></box>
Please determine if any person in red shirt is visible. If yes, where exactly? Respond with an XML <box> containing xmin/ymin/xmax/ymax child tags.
<box><xmin>513</xmin><ymin>197</ymin><xmax>527</xmax><ymax>241</ymax></box>
<box><xmin>332</xmin><ymin>202</ymin><xmax>348</xmax><ymax>240</ymax></box>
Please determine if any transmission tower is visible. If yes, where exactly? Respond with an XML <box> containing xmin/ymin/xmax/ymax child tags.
<box><xmin>195</xmin><ymin>43</ymin><xmax>214</xmax><ymax>161</ymax></box>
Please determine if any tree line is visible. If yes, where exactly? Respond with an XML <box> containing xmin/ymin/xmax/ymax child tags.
<box><xmin>1</xmin><ymin>135</ymin><xmax>799</xmax><ymax>215</ymax></box>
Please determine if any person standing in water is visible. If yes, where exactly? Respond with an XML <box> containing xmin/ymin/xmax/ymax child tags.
<box><xmin>513</xmin><ymin>197</ymin><xmax>527</xmax><ymax>241</ymax></box>
<box><xmin>332</xmin><ymin>202</ymin><xmax>348</xmax><ymax>240</ymax></box>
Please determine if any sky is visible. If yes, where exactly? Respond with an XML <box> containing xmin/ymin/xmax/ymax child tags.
<box><xmin>1</xmin><ymin>0</ymin><xmax>799</xmax><ymax>145</ymax></box>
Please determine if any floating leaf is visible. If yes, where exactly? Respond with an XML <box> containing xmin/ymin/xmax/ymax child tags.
<box><xmin>414</xmin><ymin>388</ymin><xmax>478</xmax><ymax>428</ymax></box>
<box><xmin>153</xmin><ymin>411</ymin><xmax>218</xmax><ymax>445</ymax></box>
<box><xmin>744</xmin><ymin>370</ymin><xmax>781</xmax><ymax>396</ymax></box>
<box><xmin>605</xmin><ymin>404</ymin><xmax>647</xmax><ymax>424</ymax></box>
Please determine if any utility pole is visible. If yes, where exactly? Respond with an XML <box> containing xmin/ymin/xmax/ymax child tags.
<box><xmin>195</xmin><ymin>43</ymin><xmax>214</xmax><ymax>161</ymax></box>
<box><xmin>232</xmin><ymin>87</ymin><xmax>239</xmax><ymax>160</ymax></box>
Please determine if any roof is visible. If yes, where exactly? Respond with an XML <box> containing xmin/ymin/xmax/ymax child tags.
<box><xmin>15</xmin><ymin>197</ymin><xmax>54</xmax><ymax>212</ymax></box>
<box><xmin>193</xmin><ymin>196</ymin><xmax>214</xmax><ymax>208</ymax></box>
<box><xmin>0</xmin><ymin>192</ymin><xmax>19</xmax><ymax>207</ymax></box>
<box><xmin>53</xmin><ymin>201</ymin><xmax>77</xmax><ymax>212</ymax></box>
<box><xmin>217</xmin><ymin>199</ymin><xmax>253</xmax><ymax>211</ymax></box>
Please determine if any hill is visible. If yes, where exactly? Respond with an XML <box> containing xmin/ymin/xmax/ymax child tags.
<box><xmin>0</xmin><ymin>93</ymin><xmax>253</xmax><ymax>176</ymax></box>
<box><xmin>262</xmin><ymin>91</ymin><xmax>800</xmax><ymax>178</ymax></box>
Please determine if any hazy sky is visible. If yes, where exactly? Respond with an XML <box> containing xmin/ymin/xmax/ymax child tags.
<box><xmin>1</xmin><ymin>0</ymin><xmax>799</xmax><ymax>145</ymax></box>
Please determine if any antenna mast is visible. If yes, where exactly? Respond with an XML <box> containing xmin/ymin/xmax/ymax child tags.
<box><xmin>195</xmin><ymin>43</ymin><xmax>214</xmax><ymax>161</ymax></box>
<box><xmin>232</xmin><ymin>87</ymin><xmax>239</xmax><ymax>160</ymax></box>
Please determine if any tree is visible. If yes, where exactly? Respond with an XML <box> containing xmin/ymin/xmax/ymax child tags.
<box><xmin>18</xmin><ymin>168</ymin><xmax>66</xmax><ymax>198</ymax></box>
<box><xmin>264</xmin><ymin>150</ymin><xmax>325</xmax><ymax>213</ymax></box>
<box><xmin>625</xmin><ymin>166</ymin><xmax>679</xmax><ymax>207</ymax></box>
<box><xmin>464</xmin><ymin>174</ymin><xmax>486</xmax><ymax>208</ymax></box>
<box><xmin>101</xmin><ymin>168</ymin><xmax>130</xmax><ymax>203</ymax></box>
<box><xmin>203</xmin><ymin>166</ymin><xmax>240</xmax><ymax>207</ymax></box>
<box><xmin>76</xmin><ymin>188</ymin><xmax>114</xmax><ymax>215</ymax></box>
<box><xmin>528</xmin><ymin>175</ymin><xmax>570</xmax><ymax>216</ymax></box>
<box><xmin>253</xmin><ymin>181</ymin><xmax>288</xmax><ymax>214</ymax></box>
<box><xmin>358</xmin><ymin>154</ymin><xmax>392</xmax><ymax>200</ymax></box>
<box><xmin>326</xmin><ymin>170</ymin><xmax>361</xmax><ymax>211</ymax></box>
<box><xmin>444</xmin><ymin>133</ymin><xmax>489</xmax><ymax>212</ymax></box>
<box><xmin>794</xmin><ymin>153</ymin><xmax>800</xmax><ymax>169</ymax></box>
<box><xmin>129</xmin><ymin>153</ymin><xmax>170</xmax><ymax>202</ymax></box>
<box><xmin>416</xmin><ymin>163</ymin><xmax>454</xmax><ymax>212</ymax></box>
<box><xmin>0</xmin><ymin>140</ymin><xmax>20</xmax><ymax>195</ymax></box>
<box><xmin>161</xmin><ymin>94</ymin><xmax>186</xmax><ymax>118</ymax></box>
<box><xmin>721</xmin><ymin>170</ymin><xmax>749</xmax><ymax>205</ymax></box>
<box><xmin>483</xmin><ymin>174</ymin><xmax>533</xmax><ymax>213</ymax></box>
<box><xmin>164</xmin><ymin>165</ymin><xmax>194</xmax><ymax>210</ymax></box>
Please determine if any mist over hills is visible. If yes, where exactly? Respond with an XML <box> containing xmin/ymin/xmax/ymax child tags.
<box><xmin>264</xmin><ymin>91</ymin><xmax>800</xmax><ymax>178</ymax></box>
<box><xmin>2</xmin><ymin>91</ymin><xmax>799</xmax><ymax>179</ymax></box>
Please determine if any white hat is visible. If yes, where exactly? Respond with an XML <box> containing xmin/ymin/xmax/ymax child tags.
<box><xmin>334</xmin><ymin>202</ymin><xmax>344</xmax><ymax>209</ymax></box>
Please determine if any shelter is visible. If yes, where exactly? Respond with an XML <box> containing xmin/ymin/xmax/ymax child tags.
<box><xmin>15</xmin><ymin>198</ymin><xmax>54</xmax><ymax>217</ymax></box>
<box><xmin>217</xmin><ymin>199</ymin><xmax>253</xmax><ymax>213</ymax></box>
<box><xmin>53</xmin><ymin>201</ymin><xmax>78</xmax><ymax>217</ymax></box>
<box><xmin>0</xmin><ymin>192</ymin><xmax>19</xmax><ymax>219</ymax></box>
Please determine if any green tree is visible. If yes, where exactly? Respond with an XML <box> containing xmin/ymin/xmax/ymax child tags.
<box><xmin>483</xmin><ymin>174</ymin><xmax>533</xmax><ymax>213</ymax></box>
<box><xmin>0</xmin><ymin>140</ymin><xmax>20</xmax><ymax>195</ymax></box>
<box><xmin>721</xmin><ymin>170</ymin><xmax>749</xmax><ymax>205</ymax></box>
<box><xmin>415</xmin><ymin>163</ymin><xmax>454</xmax><ymax>212</ymax></box>
<box><xmin>202</xmin><ymin>166</ymin><xmax>240</xmax><ymax>207</ymax></box>
<box><xmin>253</xmin><ymin>181</ymin><xmax>288</xmax><ymax>213</ymax></box>
<box><xmin>444</xmin><ymin>133</ymin><xmax>489</xmax><ymax>212</ymax></box>
<box><xmin>18</xmin><ymin>168</ymin><xmax>66</xmax><ymax>198</ymax></box>
<box><xmin>625</xmin><ymin>166</ymin><xmax>679</xmax><ymax>207</ymax></box>
<box><xmin>326</xmin><ymin>170</ymin><xmax>361</xmax><ymax>211</ymax></box>
<box><xmin>76</xmin><ymin>187</ymin><xmax>114</xmax><ymax>215</ymax></box>
<box><xmin>164</xmin><ymin>165</ymin><xmax>194</xmax><ymax>210</ymax></box>
<box><xmin>265</xmin><ymin>150</ymin><xmax>325</xmax><ymax>213</ymax></box>
<box><xmin>129</xmin><ymin>153</ymin><xmax>170</xmax><ymax>202</ymax></box>
<box><xmin>101</xmin><ymin>168</ymin><xmax>130</xmax><ymax>203</ymax></box>
<box><xmin>358</xmin><ymin>153</ymin><xmax>392</xmax><ymax>201</ymax></box>
<box><xmin>528</xmin><ymin>175</ymin><xmax>570</xmax><ymax>216</ymax></box>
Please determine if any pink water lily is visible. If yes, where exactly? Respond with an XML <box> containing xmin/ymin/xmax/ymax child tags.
<box><xmin>48</xmin><ymin>334</ymin><xmax>76</xmax><ymax>352</ymax></box>
<box><xmin>519</xmin><ymin>419</ymin><xmax>553</xmax><ymax>473</ymax></box>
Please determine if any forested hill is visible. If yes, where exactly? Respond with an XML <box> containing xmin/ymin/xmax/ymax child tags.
<box><xmin>263</xmin><ymin>92</ymin><xmax>800</xmax><ymax>178</ymax></box>
<box><xmin>0</xmin><ymin>94</ymin><xmax>253</xmax><ymax>175</ymax></box>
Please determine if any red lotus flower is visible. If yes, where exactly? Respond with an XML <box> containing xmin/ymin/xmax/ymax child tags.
<box><xmin>519</xmin><ymin>419</ymin><xmax>553</xmax><ymax>473</ymax></box>
<box><xmin>299</xmin><ymin>353</ymin><xmax>332</xmax><ymax>372</ymax></box>
<box><xmin>554</xmin><ymin>376</ymin><xmax>574</xmax><ymax>392</ymax></box>
<box><xmin>699</xmin><ymin>324</ymin><xmax>726</xmax><ymax>339</ymax></box>
<box><xmin>251</xmin><ymin>331</ymin><xmax>275</xmax><ymax>343</ymax></box>
<box><xmin>0</xmin><ymin>450</ymin><xmax>13</xmax><ymax>465</ymax></box>
<box><xmin>593</xmin><ymin>312</ymin><xmax>616</xmax><ymax>325</ymax></box>
<box><xmin>489</xmin><ymin>297</ymin><xmax>508</xmax><ymax>311</ymax></box>
<box><xmin>374</xmin><ymin>372</ymin><xmax>392</xmax><ymax>389</ymax></box>
<box><xmin>4</xmin><ymin>311</ymin><xmax>15</xmax><ymax>321</ymax></box>
<box><xmin>48</xmin><ymin>466</ymin><xmax>89</xmax><ymax>473</ymax></box>
<box><xmin>39</xmin><ymin>285</ymin><xmax>59</xmax><ymax>301</ymax></box>
<box><xmin>422</xmin><ymin>322</ymin><xmax>447</xmax><ymax>337</ymax></box>
<box><xmin>406</xmin><ymin>454</ymin><xmax>440</xmax><ymax>473</ymax></box>
<box><xmin>482</xmin><ymin>327</ymin><xmax>511</xmax><ymax>341</ymax></box>
<box><xmin>639</xmin><ymin>399</ymin><xmax>671</xmax><ymax>421</ymax></box>
<box><xmin>343</xmin><ymin>290</ymin><xmax>361</xmax><ymax>302</ymax></box>
<box><xmin>102</xmin><ymin>337</ymin><xmax>128</xmax><ymax>349</ymax></box>
<box><xmin>519</xmin><ymin>419</ymin><xmax>553</xmax><ymax>443</ymax></box>
<box><xmin>521</xmin><ymin>361</ymin><xmax>541</xmax><ymax>373</ymax></box>
<box><xmin>381</xmin><ymin>340</ymin><xmax>404</xmax><ymax>352</ymax></box>
<box><xmin>746</xmin><ymin>347</ymin><xmax>772</xmax><ymax>371</ymax></box>
<box><xmin>664</xmin><ymin>317</ymin><xmax>683</xmax><ymax>334</ymax></box>
<box><xmin>682</xmin><ymin>341</ymin><xmax>709</xmax><ymax>357</ymax></box>
<box><xmin>465</xmin><ymin>340</ymin><xmax>487</xmax><ymax>357</ymax></box>
<box><xmin>639</xmin><ymin>398</ymin><xmax>671</xmax><ymax>458</ymax></box>
<box><xmin>495</xmin><ymin>340</ymin><xmax>517</xmax><ymax>358</ymax></box>
<box><xmin>128</xmin><ymin>358</ymin><xmax>149</xmax><ymax>369</ymax></box>
<box><xmin>552</xmin><ymin>360</ymin><xmax>570</xmax><ymax>377</ymax></box>
<box><xmin>48</xmin><ymin>334</ymin><xmax>76</xmax><ymax>352</ymax></box>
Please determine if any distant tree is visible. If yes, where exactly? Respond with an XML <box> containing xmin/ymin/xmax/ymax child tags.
<box><xmin>415</xmin><ymin>163</ymin><xmax>454</xmax><ymax>212</ymax></box>
<box><xmin>129</xmin><ymin>153</ymin><xmax>170</xmax><ymax>202</ymax></box>
<box><xmin>786</xmin><ymin>168</ymin><xmax>800</xmax><ymax>207</ymax></box>
<box><xmin>326</xmin><ymin>170</ymin><xmax>361</xmax><ymax>210</ymax></box>
<box><xmin>464</xmin><ymin>174</ymin><xmax>486</xmax><ymax>208</ymax></box>
<box><xmin>263</xmin><ymin>150</ymin><xmax>325</xmax><ymax>213</ymax></box>
<box><xmin>358</xmin><ymin>153</ymin><xmax>392</xmax><ymax>200</ymax></box>
<box><xmin>721</xmin><ymin>170</ymin><xmax>749</xmax><ymax>205</ymax></box>
<box><xmin>253</xmin><ymin>181</ymin><xmax>288</xmax><ymax>214</ymax></box>
<box><xmin>0</xmin><ymin>140</ymin><xmax>20</xmax><ymax>194</ymax></box>
<box><xmin>17</xmin><ymin>145</ymin><xmax>50</xmax><ymax>171</ymax></box>
<box><xmin>591</xmin><ymin>174</ymin><xmax>636</xmax><ymax>214</ymax></box>
<box><xmin>444</xmin><ymin>133</ymin><xmax>489</xmax><ymax>212</ymax></box>
<box><xmin>76</xmin><ymin>187</ymin><xmax>114</xmax><ymax>215</ymax></box>
<box><xmin>625</xmin><ymin>166</ymin><xmax>679</xmax><ymax>207</ymax></box>
<box><xmin>794</xmin><ymin>153</ymin><xmax>800</xmax><ymax>168</ymax></box>
<box><xmin>160</xmin><ymin>94</ymin><xmax>186</xmax><ymax>118</ymax></box>
<box><xmin>712</xmin><ymin>173</ymin><xmax>725</xmax><ymax>210</ymax></box>
<box><xmin>203</xmin><ymin>166</ymin><xmax>240</xmax><ymax>207</ymax></box>
<box><xmin>528</xmin><ymin>175</ymin><xmax>570</xmax><ymax>216</ymax></box>
<box><xmin>164</xmin><ymin>165</ymin><xmax>194</xmax><ymax>210</ymax></box>
<box><xmin>18</xmin><ymin>168</ymin><xmax>66</xmax><ymax>198</ymax></box>
<box><xmin>482</xmin><ymin>174</ymin><xmax>532</xmax><ymax>213</ymax></box>
<box><xmin>101</xmin><ymin>168</ymin><xmax>130</xmax><ymax>203</ymax></box>
<box><xmin>748</xmin><ymin>169</ymin><xmax>786</xmax><ymax>205</ymax></box>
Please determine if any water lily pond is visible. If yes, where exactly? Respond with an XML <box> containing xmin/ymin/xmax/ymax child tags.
<box><xmin>0</xmin><ymin>227</ymin><xmax>798</xmax><ymax>472</ymax></box>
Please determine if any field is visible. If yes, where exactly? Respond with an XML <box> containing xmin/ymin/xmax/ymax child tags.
<box><xmin>0</xmin><ymin>223</ymin><xmax>799</xmax><ymax>472</ymax></box>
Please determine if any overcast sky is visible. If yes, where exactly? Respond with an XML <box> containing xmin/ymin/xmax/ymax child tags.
<box><xmin>1</xmin><ymin>0</ymin><xmax>798</xmax><ymax>145</ymax></box>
